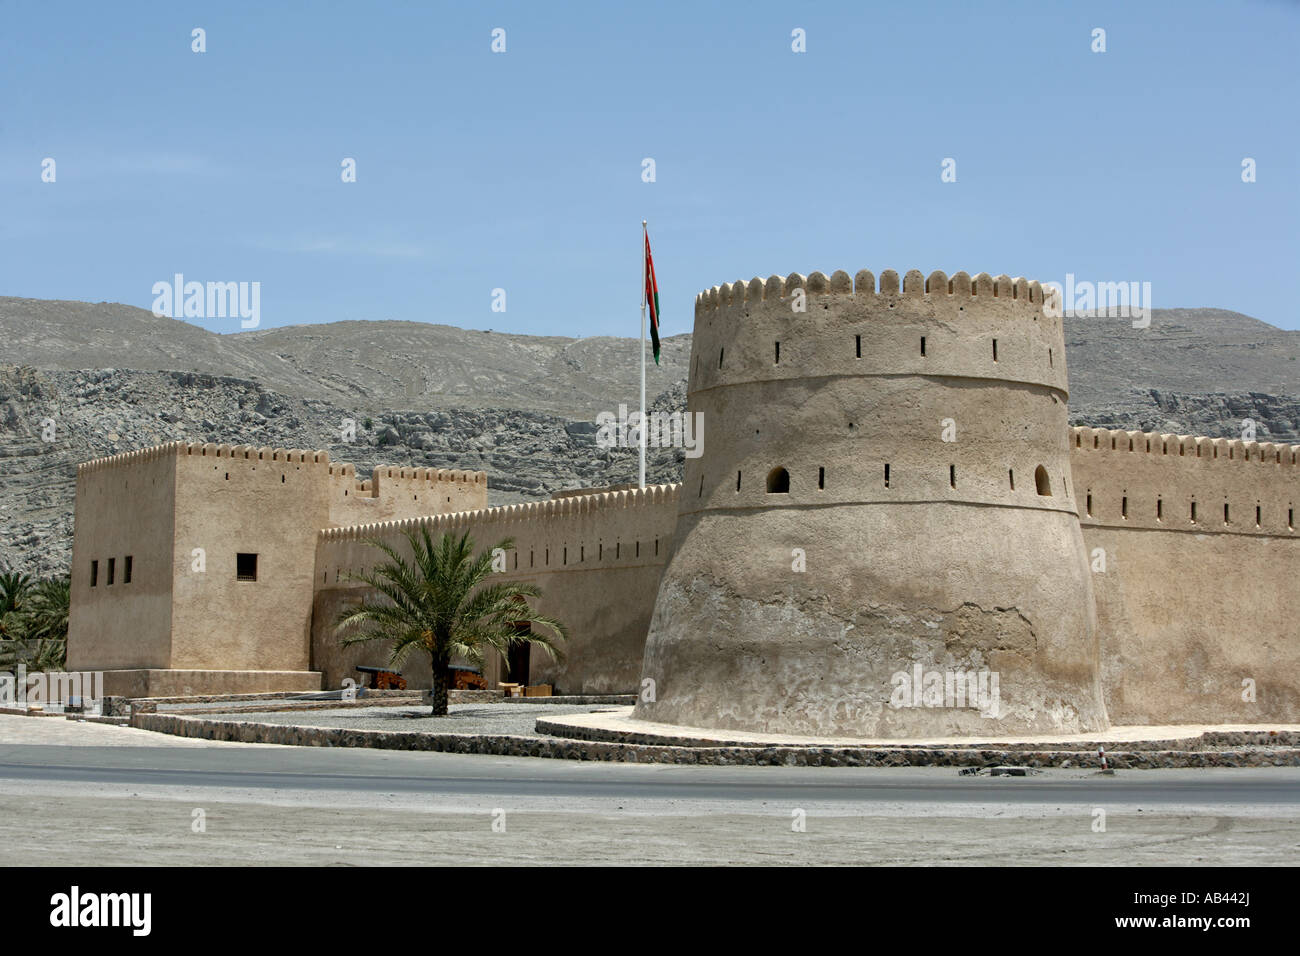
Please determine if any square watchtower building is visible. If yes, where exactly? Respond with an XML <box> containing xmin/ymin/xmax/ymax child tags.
<box><xmin>66</xmin><ymin>441</ymin><xmax>485</xmax><ymax>697</ymax></box>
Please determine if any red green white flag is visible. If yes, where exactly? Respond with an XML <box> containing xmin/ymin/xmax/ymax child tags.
<box><xmin>643</xmin><ymin>229</ymin><xmax>661</xmax><ymax>365</ymax></box>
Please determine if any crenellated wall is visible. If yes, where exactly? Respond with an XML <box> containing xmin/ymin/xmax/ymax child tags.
<box><xmin>326</xmin><ymin>463</ymin><xmax>487</xmax><ymax>527</ymax></box>
<box><xmin>1068</xmin><ymin>427</ymin><xmax>1300</xmax><ymax>724</ymax></box>
<box><xmin>311</xmin><ymin>483</ymin><xmax>679</xmax><ymax>694</ymax></box>
<box><xmin>64</xmin><ymin>265</ymin><xmax>1298</xmax><ymax>726</ymax></box>
<box><xmin>683</xmin><ymin>268</ymin><xmax>1076</xmax><ymax>517</ymax></box>
<box><xmin>637</xmin><ymin>268</ymin><xmax>1106</xmax><ymax>738</ymax></box>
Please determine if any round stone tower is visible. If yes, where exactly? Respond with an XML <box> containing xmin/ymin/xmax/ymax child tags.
<box><xmin>635</xmin><ymin>268</ymin><xmax>1107</xmax><ymax>738</ymax></box>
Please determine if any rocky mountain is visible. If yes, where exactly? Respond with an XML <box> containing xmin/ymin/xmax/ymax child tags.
<box><xmin>0</xmin><ymin>297</ymin><xmax>688</xmax><ymax>419</ymax></box>
<box><xmin>1</xmin><ymin>297</ymin><xmax>1296</xmax><ymax>577</ymax></box>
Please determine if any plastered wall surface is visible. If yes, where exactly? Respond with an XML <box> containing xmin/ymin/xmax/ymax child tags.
<box><xmin>311</xmin><ymin>484</ymin><xmax>677</xmax><ymax>693</ymax></box>
<box><xmin>67</xmin><ymin>447</ymin><xmax>177</xmax><ymax>671</ymax></box>
<box><xmin>66</xmin><ymin>441</ymin><xmax>484</xmax><ymax>686</ymax></box>
<box><xmin>635</xmin><ymin>269</ymin><xmax>1106</xmax><ymax>737</ymax></box>
<box><xmin>1070</xmin><ymin>426</ymin><xmax>1299</xmax><ymax>724</ymax></box>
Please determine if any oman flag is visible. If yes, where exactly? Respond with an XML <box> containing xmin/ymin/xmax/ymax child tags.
<box><xmin>643</xmin><ymin>228</ymin><xmax>661</xmax><ymax>365</ymax></box>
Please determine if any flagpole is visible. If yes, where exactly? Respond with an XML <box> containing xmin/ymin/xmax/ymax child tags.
<box><xmin>639</xmin><ymin>219</ymin><xmax>647</xmax><ymax>490</ymax></box>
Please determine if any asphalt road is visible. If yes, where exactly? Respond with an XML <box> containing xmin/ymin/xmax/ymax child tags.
<box><xmin>1</xmin><ymin>743</ymin><xmax>1299</xmax><ymax>808</ymax></box>
<box><xmin>1</xmin><ymin>719</ymin><xmax>1297</xmax><ymax>865</ymax></box>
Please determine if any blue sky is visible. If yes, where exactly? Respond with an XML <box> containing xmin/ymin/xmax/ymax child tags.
<box><xmin>1</xmin><ymin>0</ymin><xmax>1297</xmax><ymax>335</ymax></box>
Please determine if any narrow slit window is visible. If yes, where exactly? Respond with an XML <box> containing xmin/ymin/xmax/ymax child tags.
<box><xmin>1256</xmin><ymin>505</ymin><xmax>1261</xmax><ymax>527</ymax></box>
<box><xmin>1224</xmin><ymin>503</ymin><xmax>1230</xmax><ymax>525</ymax></box>
<box><xmin>1156</xmin><ymin>498</ymin><xmax>1163</xmax><ymax>520</ymax></box>
<box><xmin>736</xmin><ymin>471</ymin><xmax>742</xmax><ymax>492</ymax></box>
<box><xmin>90</xmin><ymin>560</ymin><xmax>98</xmax><ymax>587</ymax></box>
<box><xmin>1121</xmin><ymin>496</ymin><xmax>1128</xmax><ymax>519</ymax></box>
<box><xmin>124</xmin><ymin>555</ymin><xmax>133</xmax><ymax>584</ymax></box>
<box><xmin>949</xmin><ymin>465</ymin><xmax>956</xmax><ymax>489</ymax></box>
<box><xmin>107</xmin><ymin>558</ymin><xmax>115</xmax><ymax>586</ymax></box>
<box><xmin>818</xmin><ymin>467</ymin><xmax>824</xmax><ymax>490</ymax></box>
<box><xmin>1009</xmin><ymin>469</ymin><xmax>1015</xmax><ymax>490</ymax></box>
<box><xmin>774</xmin><ymin>341</ymin><xmax>780</xmax><ymax>364</ymax></box>
<box><xmin>855</xmin><ymin>335</ymin><xmax>861</xmax><ymax>359</ymax></box>
<box><xmin>718</xmin><ymin>347</ymin><xmax>724</xmax><ymax>369</ymax></box>
<box><xmin>1191</xmin><ymin>501</ymin><xmax>1198</xmax><ymax>523</ymax></box>
<box><xmin>884</xmin><ymin>464</ymin><xmax>890</xmax><ymax>488</ymax></box>
<box><xmin>1086</xmin><ymin>493</ymin><xmax>1093</xmax><ymax>516</ymax></box>
<box><xmin>992</xmin><ymin>339</ymin><xmax>998</xmax><ymax>362</ymax></box>
<box><xmin>920</xmin><ymin>336</ymin><xmax>926</xmax><ymax>356</ymax></box>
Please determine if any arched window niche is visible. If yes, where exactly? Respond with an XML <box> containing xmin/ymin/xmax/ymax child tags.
<box><xmin>1034</xmin><ymin>465</ymin><xmax>1052</xmax><ymax>497</ymax></box>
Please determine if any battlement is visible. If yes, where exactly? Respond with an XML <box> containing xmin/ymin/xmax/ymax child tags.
<box><xmin>695</xmin><ymin>269</ymin><xmax>1058</xmax><ymax>314</ymax></box>
<box><xmin>77</xmin><ymin>441</ymin><xmax>487</xmax><ymax>490</ymax></box>
<box><xmin>686</xmin><ymin>265</ymin><xmax>1068</xmax><ymax>397</ymax></box>
<box><xmin>1069</xmin><ymin>425</ymin><xmax>1299</xmax><ymax>537</ymax></box>
<box><xmin>1070</xmin><ymin>426</ymin><xmax>1300</xmax><ymax>468</ymax></box>
<box><xmin>78</xmin><ymin>440</ymin><xmax>334</xmax><ymax>475</ymax></box>
<box><xmin>319</xmin><ymin>482</ymin><xmax>680</xmax><ymax>542</ymax></box>
<box><xmin>367</xmin><ymin>465</ymin><xmax>486</xmax><ymax>486</ymax></box>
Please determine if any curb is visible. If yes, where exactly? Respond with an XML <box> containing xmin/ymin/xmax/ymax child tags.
<box><xmin>533</xmin><ymin>719</ymin><xmax>1300</xmax><ymax>753</ymax></box>
<box><xmin>129</xmin><ymin>712</ymin><xmax>1300</xmax><ymax>768</ymax></box>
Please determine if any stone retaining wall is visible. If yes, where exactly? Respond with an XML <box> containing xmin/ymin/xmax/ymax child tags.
<box><xmin>130</xmin><ymin>712</ymin><xmax>1300</xmax><ymax>768</ymax></box>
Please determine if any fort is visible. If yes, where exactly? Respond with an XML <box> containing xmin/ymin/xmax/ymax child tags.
<box><xmin>66</xmin><ymin>266</ymin><xmax>1300</xmax><ymax>738</ymax></box>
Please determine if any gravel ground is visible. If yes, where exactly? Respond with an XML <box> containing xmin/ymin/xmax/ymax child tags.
<box><xmin>199</xmin><ymin>702</ymin><xmax>622</xmax><ymax>737</ymax></box>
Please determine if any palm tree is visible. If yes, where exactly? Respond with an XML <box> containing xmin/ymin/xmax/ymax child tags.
<box><xmin>0</xmin><ymin>574</ymin><xmax>69</xmax><ymax>672</ymax></box>
<box><xmin>0</xmin><ymin>631</ymin><xmax>66</xmax><ymax>672</ymax></box>
<box><xmin>0</xmin><ymin>569</ymin><xmax>32</xmax><ymax>639</ymax></box>
<box><xmin>22</xmin><ymin>577</ymin><xmax>70</xmax><ymax>643</ymax></box>
<box><xmin>334</xmin><ymin>529</ymin><xmax>567</xmax><ymax>716</ymax></box>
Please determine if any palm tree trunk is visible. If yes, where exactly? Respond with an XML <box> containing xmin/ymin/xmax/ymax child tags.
<box><xmin>430</xmin><ymin>652</ymin><xmax>450</xmax><ymax>716</ymax></box>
